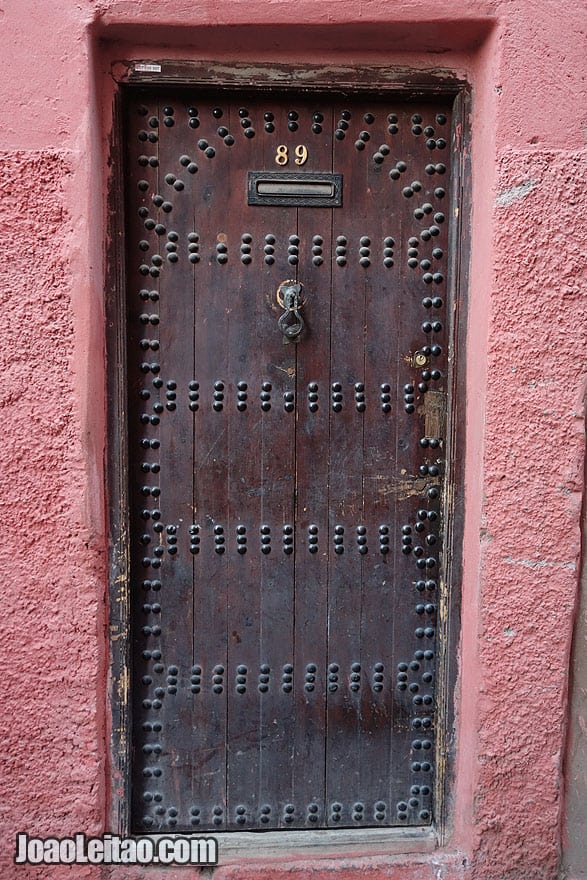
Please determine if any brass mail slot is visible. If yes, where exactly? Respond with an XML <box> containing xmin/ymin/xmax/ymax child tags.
<box><xmin>248</xmin><ymin>171</ymin><xmax>343</xmax><ymax>207</ymax></box>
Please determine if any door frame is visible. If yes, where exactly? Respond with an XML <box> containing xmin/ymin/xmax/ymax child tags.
<box><xmin>106</xmin><ymin>61</ymin><xmax>471</xmax><ymax>851</ymax></box>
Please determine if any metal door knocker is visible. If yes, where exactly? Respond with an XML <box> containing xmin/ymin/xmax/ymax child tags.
<box><xmin>276</xmin><ymin>279</ymin><xmax>306</xmax><ymax>342</ymax></box>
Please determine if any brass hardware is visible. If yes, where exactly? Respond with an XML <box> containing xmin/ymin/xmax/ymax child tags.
<box><xmin>277</xmin><ymin>280</ymin><xmax>306</xmax><ymax>342</ymax></box>
<box><xmin>414</xmin><ymin>351</ymin><xmax>429</xmax><ymax>367</ymax></box>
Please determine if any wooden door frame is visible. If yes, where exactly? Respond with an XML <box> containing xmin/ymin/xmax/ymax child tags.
<box><xmin>105</xmin><ymin>61</ymin><xmax>470</xmax><ymax>852</ymax></box>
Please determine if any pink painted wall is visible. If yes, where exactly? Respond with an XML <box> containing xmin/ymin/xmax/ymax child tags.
<box><xmin>1</xmin><ymin>1</ymin><xmax>585</xmax><ymax>879</ymax></box>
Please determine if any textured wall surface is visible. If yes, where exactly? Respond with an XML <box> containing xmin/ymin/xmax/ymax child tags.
<box><xmin>0</xmin><ymin>1</ymin><xmax>585</xmax><ymax>879</ymax></box>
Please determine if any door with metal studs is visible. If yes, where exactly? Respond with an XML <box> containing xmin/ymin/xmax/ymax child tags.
<box><xmin>125</xmin><ymin>89</ymin><xmax>453</xmax><ymax>833</ymax></box>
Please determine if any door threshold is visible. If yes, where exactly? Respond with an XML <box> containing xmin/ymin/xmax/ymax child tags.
<box><xmin>153</xmin><ymin>826</ymin><xmax>437</xmax><ymax>865</ymax></box>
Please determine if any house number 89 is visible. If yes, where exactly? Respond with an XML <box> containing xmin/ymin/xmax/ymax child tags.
<box><xmin>275</xmin><ymin>145</ymin><xmax>308</xmax><ymax>166</ymax></box>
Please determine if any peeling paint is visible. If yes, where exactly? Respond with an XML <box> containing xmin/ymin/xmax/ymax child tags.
<box><xmin>494</xmin><ymin>178</ymin><xmax>536</xmax><ymax>206</ymax></box>
<box><xmin>504</xmin><ymin>555</ymin><xmax>576</xmax><ymax>570</ymax></box>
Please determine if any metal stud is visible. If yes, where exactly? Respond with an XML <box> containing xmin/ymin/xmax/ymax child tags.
<box><xmin>188</xmin><ymin>380</ymin><xmax>199</xmax><ymax>412</ymax></box>
<box><xmin>358</xmin><ymin>237</ymin><xmax>370</xmax><ymax>267</ymax></box>
<box><xmin>235</xmin><ymin>664</ymin><xmax>247</xmax><ymax>694</ymax></box>
<box><xmin>264</xmin><ymin>234</ymin><xmax>275</xmax><ymax>265</ymax></box>
<box><xmin>214</xmin><ymin>524</ymin><xmax>225</xmax><ymax>555</ymax></box>
<box><xmin>288</xmin><ymin>234</ymin><xmax>299</xmax><ymax>265</ymax></box>
<box><xmin>282</xmin><ymin>663</ymin><xmax>293</xmax><ymax>692</ymax></box>
<box><xmin>216</xmin><ymin>241</ymin><xmax>228</xmax><ymax>264</ymax></box>
<box><xmin>260</xmin><ymin>524</ymin><xmax>271</xmax><ymax>555</ymax></box>
<box><xmin>282</xmin><ymin>524</ymin><xmax>293</xmax><ymax>555</ymax></box>
<box><xmin>372</xmin><ymin>662</ymin><xmax>384</xmax><ymax>692</ymax></box>
<box><xmin>261</xmin><ymin>381</ymin><xmax>271</xmax><ymax>411</ymax></box>
<box><xmin>240</xmin><ymin>233</ymin><xmax>252</xmax><ymax>265</ymax></box>
<box><xmin>258</xmin><ymin>664</ymin><xmax>270</xmax><ymax>693</ymax></box>
<box><xmin>305</xmin><ymin>663</ymin><xmax>317</xmax><ymax>692</ymax></box>
<box><xmin>236</xmin><ymin>524</ymin><xmax>247</xmax><ymax>555</ymax></box>
<box><xmin>237</xmin><ymin>380</ymin><xmax>247</xmax><ymax>412</ymax></box>
<box><xmin>354</xmin><ymin>381</ymin><xmax>366</xmax><ymax>412</ymax></box>
<box><xmin>213</xmin><ymin>380</ymin><xmax>224</xmax><ymax>411</ymax></box>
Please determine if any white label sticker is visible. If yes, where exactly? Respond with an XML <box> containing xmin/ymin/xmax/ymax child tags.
<box><xmin>134</xmin><ymin>63</ymin><xmax>162</xmax><ymax>73</ymax></box>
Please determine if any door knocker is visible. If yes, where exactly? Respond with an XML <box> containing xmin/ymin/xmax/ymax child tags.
<box><xmin>276</xmin><ymin>280</ymin><xmax>306</xmax><ymax>342</ymax></box>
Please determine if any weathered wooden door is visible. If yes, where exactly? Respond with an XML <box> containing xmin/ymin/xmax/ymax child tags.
<box><xmin>124</xmin><ymin>89</ymin><xmax>455</xmax><ymax>833</ymax></box>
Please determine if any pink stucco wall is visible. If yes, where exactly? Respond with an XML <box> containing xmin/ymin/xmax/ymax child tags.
<box><xmin>1</xmin><ymin>1</ymin><xmax>585</xmax><ymax>879</ymax></box>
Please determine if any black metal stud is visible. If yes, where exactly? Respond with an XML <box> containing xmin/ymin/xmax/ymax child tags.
<box><xmin>383</xmin><ymin>235</ymin><xmax>394</xmax><ymax>267</ymax></box>
<box><xmin>356</xmin><ymin>525</ymin><xmax>367</xmax><ymax>554</ymax></box>
<box><xmin>333</xmin><ymin>524</ymin><xmax>344</xmax><ymax>555</ymax></box>
<box><xmin>354</xmin><ymin>381</ymin><xmax>366</xmax><ymax>411</ymax></box>
<box><xmin>216</xmin><ymin>241</ymin><xmax>228</xmax><ymax>264</ymax></box>
<box><xmin>188</xmin><ymin>523</ymin><xmax>200</xmax><ymax>555</ymax></box>
<box><xmin>258</xmin><ymin>664</ymin><xmax>270</xmax><ymax>693</ymax></box>
<box><xmin>308</xmin><ymin>524</ymin><xmax>318</xmax><ymax>553</ymax></box>
<box><xmin>288</xmin><ymin>234</ymin><xmax>299</xmax><ymax>266</ymax></box>
<box><xmin>283</xmin><ymin>390</ymin><xmax>294</xmax><ymax>413</ymax></box>
<box><xmin>387</xmin><ymin>112</ymin><xmax>399</xmax><ymax>134</ymax></box>
<box><xmin>308</xmin><ymin>381</ymin><xmax>318</xmax><ymax>412</ymax></box>
<box><xmin>188</xmin><ymin>105</ymin><xmax>199</xmax><ymax>125</ymax></box>
<box><xmin>282</xmin><ymin>663</ymin><xmax>293</xmax><ymax>693</ymax></box>
<box><xmin>213</xmin><ymin>380</ymin><xmax>224</xmax><ymax>411</ymax></box>
<box><xmin>240</xmin><ymin>233</ymin><xmax>252</xmax><ymax>265</ymax></box>
<box><xmin>330</xmin><ymin>802</ymin><xmax>342</xmax><ymax>822</ymax></box>
<box><xmin>261</xmin><ymin>381</ymin><xmax>271</xmax><ymax>411</ymax></box>
<box><xmin>311</xmin><ymin>234</ymin><xmax>323</xmax><ymax>266</ymax></box>
<box><xmin>379</xmin><ymin>524</ymin><xmax>390</xmax><ymax>554</ymax></box>
<box><xmin>166</xmin><ymin>524</ymin><xmax>177</xmax><ymax>555</ymax></box>
<box><xmin>190</xmin><ymin>664</ymin><xmax>201</xmax><ymax>693</ymax></box>
<box><xmin>359</xmin><ymin>236</ymin><xmax>370</xmax><ymax>267</ymax></box>
<box><xmin>235</xmin><ymin>664</ymin><xmax>247</xmax><ymax>694</ymax></box>
<box><xmin>282</xmin><ymin>524</ymin><xmax>293</xmax><ymax>555</ymax></box>
<box><xmin>372</xmin><ymin>662</ymin><xmax>384</xmax><ymax>692</ymax></box>
<box><xmin>331</xmin><ymin>382</ymin><xmax>343</xmax><ymax>412</ymax></box>
<box><xmin>236</xmin><ymin>524</ymin><xmax>247</xmax><ymax>555</ymax></box>
<box><xmin>212</xmin><ymin>665</ymin><xmax>224</xmax><ymax>694</ymax></box>
<box><xmin>260</xmin><ymin>524</ymin><xmax>271</xmax><ymax>555</ymax></box>
<box><xmin>328</xmin><ymin>662</ymin><xmax>339</xmax><ymax>692</ymax></box>
<box><xmin>188</xmin><ymin>380</ymin><xmax>199</xmax><ymax>412</ymax></box>
<box><xmin>188</xmin><ymin>232</ymin><xmax>200</xmax><ymax>264</ymax></box>
<box><xmin>264</xmin><ymin>234</ymin><xmax>275</xmax><ymax>265</ymax></box>
<box><xmin>380</xmin><ymin>383</ymin><xmax>391</xmax><ymax>413</ymax></box>
<box><xmin>389</xmin><ymin>159</ymin><xmax>407</xmax><ymax>181</ymax></box>
<box><xmin>404</xmin><ymin>383</ymin><xmax>415</xmax><ymax>414</ymax></box>
<box><xmin>305</xmin><ymin>663</ymin><xmax>316</xmax><ymax>692</ymax></box>
<box><xmin>335</xmin><ymin>235</ymin><xmax>347</xmax><ymax>266</ymax></box>
<box><xmin>375</xmin><ymin>801</ymin><xmax>386</xmax><ymax>821</ymax></box>
<box><xmin>236</xmin><ymin>380</ymin><xmax>247</xmax><ymax>412</ymax></box>
<box><xmin>214</xmin><ymin>524</ymin><xmax>225</xmax><ymax>555</ymax></box>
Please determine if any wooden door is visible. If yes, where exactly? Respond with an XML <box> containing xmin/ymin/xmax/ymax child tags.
<box><xmin>124</xmin><ymin>89</ymin><xmax>454</xmax><ymax>833</ymax></box>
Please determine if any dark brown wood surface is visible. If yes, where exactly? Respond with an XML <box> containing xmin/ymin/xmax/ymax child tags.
<box><xmin>125</xmin><ymin>90</ymin><xmax>453</xmax><ymax>833</ymax></box>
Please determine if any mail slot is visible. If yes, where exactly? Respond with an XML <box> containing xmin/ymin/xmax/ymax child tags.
<box><xmin>248</xmin><ymin>171</ymin><xmax>343</xmax><ymax>207</ymax></box>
